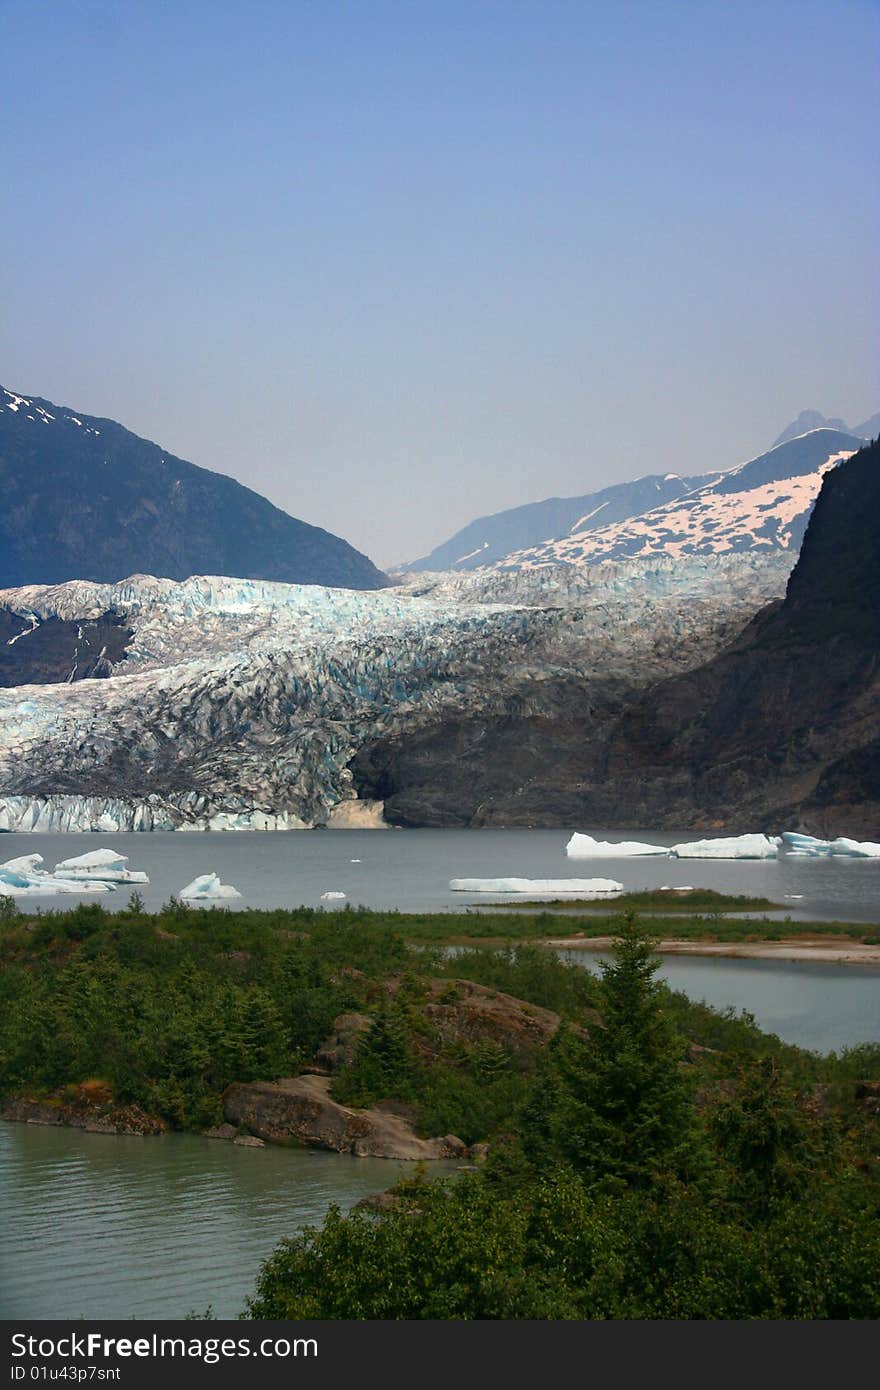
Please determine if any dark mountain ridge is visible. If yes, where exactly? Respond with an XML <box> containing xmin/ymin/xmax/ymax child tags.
<box><xmin>0</xmin><ymin>385</ymin><xmax>387</xmax><ymax>590</ymax></box>
<box><xmin>355</xmin><ymin>437</ymin><xmax>880</xmax><ymax>836</ymax></box>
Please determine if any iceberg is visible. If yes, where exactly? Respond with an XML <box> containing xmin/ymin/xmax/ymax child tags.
<box><xmin>0</xmin><ymin>874</ymin><xmax>114</xmax><ymax>895</ymax></box>
<box><xmin>670</xmin><ymin>834</ymin><xmax>778</xmax><ymax>859</ymax></box>
<box><xmin>179</xmin><ymin>873</ymin><xmax>242</xmax><ymax>900</ymax></box>
<box><xmin>0</xmin><ymin>853</ymin><xmax>45</xmax><ymax>876</ymax></box>
<box><xmin>780</xmin><ymin>833</ymin><xmax>880</xmax><ymax>859</ymax></box>
<box><xmin>449</xmin><ymin>877</ymin><xmax>623</xmax><ymax>895</ymax></box>
<box><xmin>55</xmin><ymin>848</ymin><xmax>128</xmax><ymax>870</ymax></box>
<box><xmin>566</xmin><ymin>833</ymin><xmax>669</xmax><ymax>858</ymax></box>
<box><xmin>829</xmin><ymin>837</ymin><xmax>880</xmax><ymax>859</ymax></box>
<box><xmin>780</xmin><ymin>832</ymin><xmax>830</xmax><ymax>856</ymax></box>
<box><xmin>52</xmin><ymin>848</ymin><xmax>149</xmax><ymax>883</ymax></box>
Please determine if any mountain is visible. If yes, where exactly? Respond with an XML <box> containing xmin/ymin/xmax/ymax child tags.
<box><xmin>591</xmin><ymin>434</ymin><xmax>880</xmax><ymax>834</ymax></box>
<box><xmin>402</xmin><ymin>413</ymin><xmax>876</xmax><ymax>576</ymax></box>
<box><xmin>0</xmin><ymin>386</ymin><xmax>387</xmax><ymax>590</ymax></box>
<box><xmin>853</xmin><ymin>411</ymin><xmax>880</xmax><ymax>440</ymax></box>
<box><xmin>398</xmin><ymin>472</ymin><xmax>717</xmax><ymax>573</ymax></box>
<box><xmin>772</xmin><ymin>409</ymin><xmax>849</xmax><ymax>446</ymax></box>
<box><xmin>774</xmin><ymin>407</ymin><xmax>880</xmax><ymax>447</ymax></box>
<box><xmin>352</xmin><ymin>438</ymin><xmax>880</xmax><ymax>836</ymax></box>
<box><xmin>502</xmin><ymin>429</ymin><xmax>863</xmax><ymax>569</ymax></box>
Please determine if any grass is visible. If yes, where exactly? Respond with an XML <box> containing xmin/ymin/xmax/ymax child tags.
<box><xmin>481</xmin><ymin>888</ymin><xmax>783</xmax><ymax>913</ymax></box>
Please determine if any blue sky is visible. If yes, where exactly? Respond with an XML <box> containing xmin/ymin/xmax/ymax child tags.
<box><xmin>1</xmin><ymin>0</ymin><xmax>877</xmax><ymax>565</ymax></box>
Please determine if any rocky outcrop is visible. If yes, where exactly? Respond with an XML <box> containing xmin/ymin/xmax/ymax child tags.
<box><xmin>411</xmin><ymin>979</ymin><xmax>577</xmax><ymax>1057</ymax></box>
<box><xmin>0</xmin><ymin>1095</ymin><xmax>165</xmax><ymax>1136</ymax></box>
<box><xmin>0</xmin><ymin>609</ymin><xmax>133</xmax><ymax>687</ymax></box>
<box><xmin>222</xmin><ymin>1073</ymin><xmax>468</xmax><ymax>1160</ymax></box>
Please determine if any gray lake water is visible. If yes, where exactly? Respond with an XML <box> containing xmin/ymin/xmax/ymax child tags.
<box><xmin>561</xmin><ymin>951</ymin><xmax>880</xmax><ymax>1055</ymax></box>
<box><xmin>0</xmin><ymin>1122</ymin><xmax>449</xmax><ymax>1320</ymax></box>
<box><xmin>3</xmin><ymin>826</ymin><xmax>880</xmax><ymax>921</ymax></box>
<box><xmin>1</xmin><ymin>827</ymin><xmax>877</xmax><ymax>1321</ymax></box>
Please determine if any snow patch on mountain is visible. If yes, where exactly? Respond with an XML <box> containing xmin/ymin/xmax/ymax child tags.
<box><xmin>495</xmin><ymin>432</ymin><xmax>860</xmax><ymax>570</ymax></box>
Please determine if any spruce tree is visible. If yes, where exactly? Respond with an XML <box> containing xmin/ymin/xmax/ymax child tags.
<box><xmin>550</xmin><ymin>912</ymin><xmax>699</xmax><ymax>1189</ymax></box>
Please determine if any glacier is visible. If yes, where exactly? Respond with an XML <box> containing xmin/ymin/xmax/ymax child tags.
<box><xmin>0</xmin><ymin>558</ymin><xmax>792</xmax><ymax>832</ymax></box>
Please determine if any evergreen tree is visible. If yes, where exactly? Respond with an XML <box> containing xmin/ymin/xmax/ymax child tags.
<box><xmin>335</xmin><ymin>1004</ymin><xmax>413</xmax><ymax>1104</ymax></box>
<box><xmin>546</xmin><ymin>912</ymin><xmax>700</xmax><ymax>1189</ymax></box>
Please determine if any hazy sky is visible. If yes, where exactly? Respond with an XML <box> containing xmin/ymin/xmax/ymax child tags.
<box><xmin>1</xmin><ymin>1</ymin><xmax>877</xmax><ymax>568</ymax></box>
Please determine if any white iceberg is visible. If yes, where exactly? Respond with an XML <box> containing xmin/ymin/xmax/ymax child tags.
<box><xmin>780</xmin><ymin>832</ymin><xmax>880</xmax><ymax>859</ymax></box>
<box><xmin>0</xmin><ymin>872</ymin><xmax>114</xmax><ymax>895</ymax></box>
<box><xmin>55</xmin><ymin>848</ymin><xmax>128</xmax><ymax>870</ymax></box>
<box><xmin>320</xmin><ymin>890</ymin><xmax>347</xmax><ymax>901</ymax></box>
<box><xmin>829</xmin><ymin>837</ymin><xmax>880</xmax><ymax>859</ymax></box>
<box><xmin>52</xmin><ymin>847</ymin><xmax>149</xmax><ymax>883</ymax></box>
<box><xmin>449</xmin><ymin>877</ymin><xmax>623</xmax><ymax>895</ymax></box>
<box><xmin>780</xmin><ymin>832</ymin><xmax>830</xmax><ymax>856</ymax></box>
<box><xmin>566</xmin><ymin>832</ymin><xmax>669</xmax><ymax>858</ymax></box>
<box><xmin>0</xmin><ymin>854</ymin><xmax>45</xmax><ymax>876</ymax></box>
<box><xmin>179</xmin><ymin>873</ymin><xmax>241</xmax><ymax>900</ymax></box>
<box><xmin>670</xmin><ymin>834</ymin><xmax>778</xmax><ymax>859</ymax></box>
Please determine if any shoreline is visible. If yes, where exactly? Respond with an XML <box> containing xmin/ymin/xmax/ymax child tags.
<box><xmin>545</xmin><ymin>935</ymin><xmax>880</xmax><ymax>966</ymax></box>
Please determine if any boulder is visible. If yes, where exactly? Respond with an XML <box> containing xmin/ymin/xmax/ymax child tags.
<box><xmin>223</xmin><ymin>1073</ymin><xmax>465</xmax><ymax>1160</ymax></box>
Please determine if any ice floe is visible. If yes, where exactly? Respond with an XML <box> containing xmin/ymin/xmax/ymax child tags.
<box><xmin>828</xmin><ymin>837</ymin><xmax>880</xmax><ymax>858</ymax></box>
<box><xmin>781</xmin><ymin>832</ymin><xmax>880</xmax><ymax>859</ymax></box>
<box><xmin>450</xmin><ymin>877</ymin><xmax>623</xmax><ymax>895</ymax></box>
<box><xmin>0</xmin><ymin>850</ymin><xmax>123</xmax><ymax>895</ymax></box>
<box><xmin>669</xmin><ymin>834</ymin><xmax>778</xmax><ymax>859</ymax></box>
<box><xmin>179</xmin><ymin>873</ymin><xmax>242</xmax><ymax>900</ymax></box>
<box><xmin>565</xmin><ymin>832</ymin><xmax>669</xmax><ymax>858</ymax></box>
<box><xmin>53</xmin><ymin>848</ymin><xmax>149</xmax><ymax>883</ymax></box>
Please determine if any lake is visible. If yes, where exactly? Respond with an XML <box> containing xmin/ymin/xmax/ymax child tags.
<box><xmin>0</xmin><ymin>1121</ymin><xmax>450</xmax><ymax>1320</ymax></box>
<box><xmin>3</xmin><ymin>826</ymin><xmax>880</xmax><ymax>921</ymax></box>
<box><xmin>1</xmin><ymin>826</ymin><xmax>877</xmax><ymax>1321</ymax></box>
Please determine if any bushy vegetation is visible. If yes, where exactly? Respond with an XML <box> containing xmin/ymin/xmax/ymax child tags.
<box><xmin>2</xmin><ymin>899</ymin><xmax>878</xmax><ymax>1318</ymax></box>
<box><xmin>247</xmin><ymin>916</ymin><xmax>880</xmax><ymax>1320</ymax></box>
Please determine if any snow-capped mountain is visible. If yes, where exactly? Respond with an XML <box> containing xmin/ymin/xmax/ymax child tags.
<box><xmin>398</xmin><ymin>471</ymin><xmax>718</xmax><ymax>573</ymax></box>
<box><xmin>0</xmin><ymin>385</ymin><xmax>388</xmax><ymax>591</ymax></box>
<box><xmin>400</xmin><ymin>413</ymin><xmax>876</xmax><ymax>576</ymax></box>
<box><xmin>490</xmin><ymin>429</ymin><xmax>863</xmax><ymax>569</ymax></box>
<box><xmin>0</xmin><ymin>553</ymin><xmax>790</xmax><ymax>831</ymax></box>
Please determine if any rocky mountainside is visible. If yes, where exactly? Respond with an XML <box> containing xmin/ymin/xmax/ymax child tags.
<box><xmin>355</xmin><ymin>438</ymin><xmax>880</xmax><ymax>836</ymax></box>
<box><xmin>0</xmin><ymin>554</ymin><xmax>790</xmax><ymax>831</ymax></box>
<box><xmin>0</xmin><ymin>386</ymin><xmax>387</xmax><ymax>590</ymax></box>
